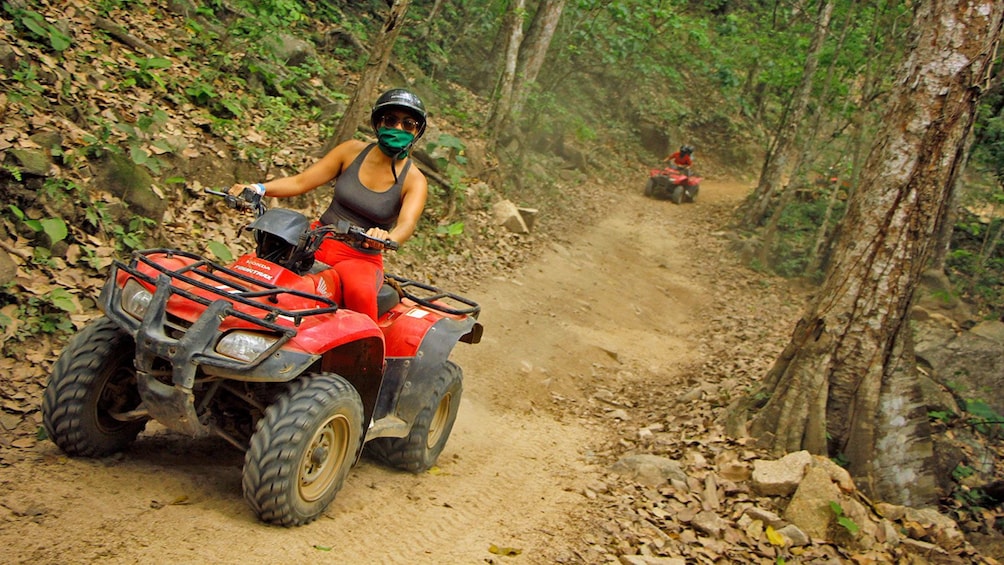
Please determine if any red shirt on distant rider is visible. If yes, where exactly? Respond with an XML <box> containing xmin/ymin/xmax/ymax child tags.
<box><xmin>664</xmin><ymin>145</ymin><xmax>694</xmax><ymax>168</ymax></box>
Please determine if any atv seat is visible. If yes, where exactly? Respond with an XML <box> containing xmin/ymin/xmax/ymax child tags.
<box><xmin>377</xmin><ymin>283</ymin><xmax>401</xmax><ymax>318</ymax></box>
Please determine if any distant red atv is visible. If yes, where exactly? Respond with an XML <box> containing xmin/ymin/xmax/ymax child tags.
<box><xmin>644</xmin><ymin>166</ymin><xmax>702</xmax><ymax>204</ymax></box>
<box><xmin>42</xmin><ymin>188</ymin><xmax>482</xmax><ymax>526</ymax></box>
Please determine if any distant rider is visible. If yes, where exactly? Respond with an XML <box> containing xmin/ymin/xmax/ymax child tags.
<box><xmin>664</xmin><ymin>145</ymin><xmax>694</xmax><ymax>174</ymax></box>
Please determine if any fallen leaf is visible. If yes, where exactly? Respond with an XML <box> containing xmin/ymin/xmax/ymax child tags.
<box><xmin>489</xmin><ymin>544</ymin><xmax>522</xmax><ymax>556</ymax></box>
<box><xmin>765</xmin><ymin>524</ymin><xmax>786</xmax><ymax>547</ymax></box>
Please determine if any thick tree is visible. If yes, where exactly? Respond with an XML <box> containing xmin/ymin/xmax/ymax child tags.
<box><xmin>510</xmin><ymin>0</ymin><xmax>567</xmax><ymax>118</ymax></box>
<box><xmin>330</xmin><ymin>0</ymin><xmax>412</xmax><ymax>148</ymax></box>
<box><xmin>727</xmin><ymin>0</ymin><xmax>1004</xmax><ymax>505</ymax></box>
<box><xmin>744</xmin><ymin>0</ymin><xmax>834</xmax><ymax>227</ymax></box>
<box><xmin>486</xmin><ymin>0</ymin><xmax>526</xmax><ymax>148</ymax></box>
<box><xmin>485</xmin><ymin>0</ymin><xmax>566</xmax><ymax>150</ymax></box>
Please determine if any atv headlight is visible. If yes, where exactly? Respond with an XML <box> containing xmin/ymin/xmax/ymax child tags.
<box><xmin>121</xmin><ymin>278</ymin><xmax>153</xmax><ymax>320</ymax></box>
<box><xmin>216</xmin><ymin>331</ymin><xmax>279</xmax><ymax>362</ymax></box>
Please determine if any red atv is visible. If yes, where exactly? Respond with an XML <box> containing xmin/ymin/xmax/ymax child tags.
<box><xmin>42</xmin><ymin>189</ymin><xmax>482</xmax><ymax>526</ymax></box>
<box><xmin>644</xmin><ymin>166</ymin><xmax>702</xmax><ymax>204</ymax></box>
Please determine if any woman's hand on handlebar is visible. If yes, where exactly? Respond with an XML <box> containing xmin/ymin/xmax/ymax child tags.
<box><xmin>228</xmin><ymin>183</ymin><xmax>265</xmax><ymax>197</ymax></box>
<box><xmin>362</xmin><ymin>227</ymin><xmax>392</xmax><ymax>250</ymax></box>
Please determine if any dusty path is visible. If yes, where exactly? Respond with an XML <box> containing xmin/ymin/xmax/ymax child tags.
<box><xmin>0</xmin><ymin>178</ymin><xmax>750</xmax><ymax>564</ymax></box>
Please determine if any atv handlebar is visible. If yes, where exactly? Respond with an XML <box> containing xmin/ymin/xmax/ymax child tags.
<box><xmin>309</xmin><ymin>221</ymin><xmax>400</xmax><ymax>252</ymax></box>
<box><xmin>203</xmin><ymin>188</ymin><xmax>399</xmax><ymax>252</ymax></box>
<box><xmin>204</xmin><ymin>188</ymin><xmax>261</xmax><ymax>213</ymax></box>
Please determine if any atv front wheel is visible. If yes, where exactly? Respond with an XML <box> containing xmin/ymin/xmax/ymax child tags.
<box><xmin>42</xmin><ymin>316</ymin><xmax>146</xmax><ymax>457</ymax></box>
<box><xmin>669</xmin><ymin>185</ymin><xmax>685</xmax><ymax>204</ymax></box>
<box><xmin>644</xmin><ymin>177</ymin><xmax>655</xmax><ymax>197</ymax></box>
<box><xmin>684</xmin><ymin>184</ymin><xmax>699</xmax><ymax>203</ymax></box>
<box><xmin>368</xmin><ymin>361</ymin><xmax>463</xmax><ymax>473</ymax></box>
<box><xmin>243</xmin><ymin>373</ymin><xmax>363</xmax><ymax>526</ymax></box>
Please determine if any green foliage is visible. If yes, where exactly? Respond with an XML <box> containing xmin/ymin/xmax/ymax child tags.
<box><xmin>946</xmin><ymin>208</ymin><xmax>1004</xmax><ymax>319</ymax></box>
<box><xmin>928</xmin><ymin>410</ymin><xmax>956</xmax><ymax>424</ymax></box>
<box><xmin>185</xmin><ymin>79</ymin><xmax>219</xmax><ymax>107</ymax></box>
<box><xmin>952</xmin><ymin>463</ymin><xmax>975</xmax><ymax>482</ymax></box>
<box><xmin>962</xmin><ymin>398</ymin><xmax>1004</xmax><ymax>438</ymax></box>
<box><xmin>7</xmin><ymin>205</ymin><xmax>68</xmax><ymax>247</ymax></box>
<box><xmin>121</xmin><ymin>54</ymin><xmax>172</xmax><ymax>90</ymax></box>
<box><xmin>831</xmin><ymin>452</ymin><xmax>850</xmax><ymax>468</ymax></box>
<box><xmin>3</xmin><ymin>164</ymin><xmax>23</xmax><ymax>181</ymax></box>
<box><xmin>828</xmin><ymin>501</ymin><xmax>860</xmax><ymax>536</ymax></box>
<box><xmin>763</xmin><ymin>195</ymin><xmax>841</xmax><ymax>278</ymax></box>
<box><xmin>6</xmin><ymin>61</ymin><xmax>48</xmax><ymax>113</ymax></box>
<box><xmin>95</xmin><ymin>0</ymin><xmax>144</xmax><ymax>16</ymax></box>
<box><xmin>6</xmin><ymin>6</ymin><xmax>73</xmax><ymax>51</ymax></box>
<box><xmin>0</xmin><ymin>287</ymin><xmax>77</xmax><ymax>346</ymax></box>
<box><xmin>207</xmin><ymin>241</ymin><xmax>234</xmax><ymax>263</ymax></box>
<box><xmin>436</xmin><ymin>222</ymin><xmax>465</xmax><ymax>237</ymax></box>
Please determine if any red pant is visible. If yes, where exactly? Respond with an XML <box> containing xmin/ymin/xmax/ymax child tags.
<box><xmin>314</xmin><ymin>238</ymin><xmax>384</xmax><ymax>321</ymax></box>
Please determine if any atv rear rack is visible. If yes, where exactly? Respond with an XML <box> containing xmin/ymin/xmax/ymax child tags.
<box><xmin>386</xmin><ymin>274</ymin><xmax>481</xmax><ymax>318</ymax></box>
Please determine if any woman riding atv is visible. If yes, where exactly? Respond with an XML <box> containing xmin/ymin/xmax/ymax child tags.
<box><xmin>230</xmin><ymin>88</ymin><xmax>429</xmax><ymax>321</ymax></box>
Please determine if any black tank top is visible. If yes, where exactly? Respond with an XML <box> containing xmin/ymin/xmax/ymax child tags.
<box><xmin>319</xmin><ymin>144</ymin><xmax>410</xmax><ymax>232</ymax></box>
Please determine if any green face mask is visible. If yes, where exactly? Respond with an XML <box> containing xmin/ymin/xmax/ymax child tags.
<box><xmin>377</xmin><ymin>127</ymin><xmax>416</xmax><ymax>158</ymax></box>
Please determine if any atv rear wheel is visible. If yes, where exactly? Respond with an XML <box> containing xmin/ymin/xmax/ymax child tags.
<box><xmin>243</xmin><ymin>373</ymin><xmax>363</xmax><ymax>526</ymax></box>
<box><xmin>42</xmin><ymin>316</ymin><xmax>146</xmax><ymax>457</ymax></box>
<box><xmin>368</xmin><ymin>361</ymin><xmax>463</xmax><ymax>473</ymax></box>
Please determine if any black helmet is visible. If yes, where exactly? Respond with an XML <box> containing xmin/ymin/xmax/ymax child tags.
<box><xmin>249</xmin><ymin>208</ymin><xmax>315</xmax><ymax>274</ymax></box>
<box><xmin>681</xmin><ymin>145</ymin><xmax>694</xmax><ymax>155</ymax></box>
<box><xmin>371</xmin><ymin>88</ymin><xmax>427</xmax><ymax>140</ymax></box>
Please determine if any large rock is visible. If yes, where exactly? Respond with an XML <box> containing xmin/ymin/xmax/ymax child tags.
<box><xmin>915</xmin><ymin>317</ymin><xmax>1004</xmax><ymax>416</ymax></box>
<box><xmin>610</xmin><ymin>454</ymin><xmax>688</xmax><ymax>487</ymax></box>
<box><xmin>492</xmin><ymin>199</ymin><xmax>538</xmax><ymax>234</ymax></box>
<box><xmin>93</xmin><ymin>152</ymin><xmax>166</xmax><ymax>222</ymax></box>
<box><xmin>7</xmin><ymin>148</ymin><xmax>52</xmax><ymax>177</ymax></box>
<box><xmin>751</xmin><ymin>450</ymin><xmax>812</xmax><ymax>496</ymax></box>
<box><xmin>783</xmin><ymin>465</ymin><xmax>842</xmax><ymax>540</ymax></box>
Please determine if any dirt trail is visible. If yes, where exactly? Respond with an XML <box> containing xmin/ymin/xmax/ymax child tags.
<box><xmin>0</xmin><ymin>178</ymin><xmax>750</xmax><ymax>564</ymax></box>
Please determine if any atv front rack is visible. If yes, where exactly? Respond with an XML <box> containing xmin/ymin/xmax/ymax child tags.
<box><xmin>116</xmin><ymin>248</ymin><xmax>340</xmax><ymax>330</ymax></box>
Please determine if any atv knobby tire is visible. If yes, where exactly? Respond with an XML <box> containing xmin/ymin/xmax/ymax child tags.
<box><xmin>42</xmin><ymin>316</ymin><xmax>146</xmax><ymax>457</ymax></box>
<box><xmin>368</xmin><ymin>361</ymin><xmax>463</xmax><ymax>473</ymax></box>
<box><xmin>669</xmin><ymin>185</ymin><xmax>685</xmax><ymax>204</ymax></box>
<box><xmin>684</xmin><ymin>184</ymin><xmax>699</xmax><ymax>203</ymax></box>
<box><xmin>243</xmin><ymin>373</ymin><xmax>363</xmax><ymax>526</ymax></box>
<box><xmin>643</xmin><ymin>177</ymin><xmax>656</xmax><ymax>197</ymax></box>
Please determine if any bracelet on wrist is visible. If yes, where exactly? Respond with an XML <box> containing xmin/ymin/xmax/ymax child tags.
<box><xmin>253</xmin><ymin>183</ymin><xmax>266</xmax><ymax>196</ymax></box>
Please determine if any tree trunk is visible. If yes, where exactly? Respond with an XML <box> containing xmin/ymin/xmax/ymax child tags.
<box><xmin>744</xmin><ymin>0</ymin><xmax>833</xmax><ymax>227</ymax></box>
<box><xmin>510</xmin><ymin>0</ymin><xmax>567</xmax><ymax>119</ymax></box>
<box><xmin>728</xmin><ymin>0</ymin><xmax>1004</xmax><ymax>506</ymax></box>
<box><xmin>486</xmin><ymin>0</ymin><xmax>526</xmax><ymax>150</ymax></box>
<box><xmin>328</xmin><ymin>0</ymin><xmax>412</xmax><ymax>150</ymax></box>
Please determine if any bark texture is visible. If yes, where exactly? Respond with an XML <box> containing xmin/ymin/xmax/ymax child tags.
<box><xmin>330</xmin><ymin>0</ymin><xmax>412</xmax><ymax>148</ymax></box>
<box><xmin>744</xmin><ymin>0</ymin><xmax>833</xmax><ymax>227</ymax></box>
<box><xmin>732</xmin><ymin>0</ymin><xmax>1004</xmax><ymax>506</ymax></box>
<box><xmin>511</xmin><ymin>0</ymin><xmax>567</xmax><ymax>118</ymax></box>
<box><xmin>486</xmin><ymin>0</ymin><xmax>526</xmax><ymax>148</ymax></box>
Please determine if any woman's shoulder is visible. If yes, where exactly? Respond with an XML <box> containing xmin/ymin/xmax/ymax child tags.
<box><xmin>404</xmin><ymin>160</ymin><xmax>428</xmax><ymax>190</ymax></box>
<box><xmin>334</xmin><ymin>139</ymin><xmax>370</xmax><ymax>155</ymax></box>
